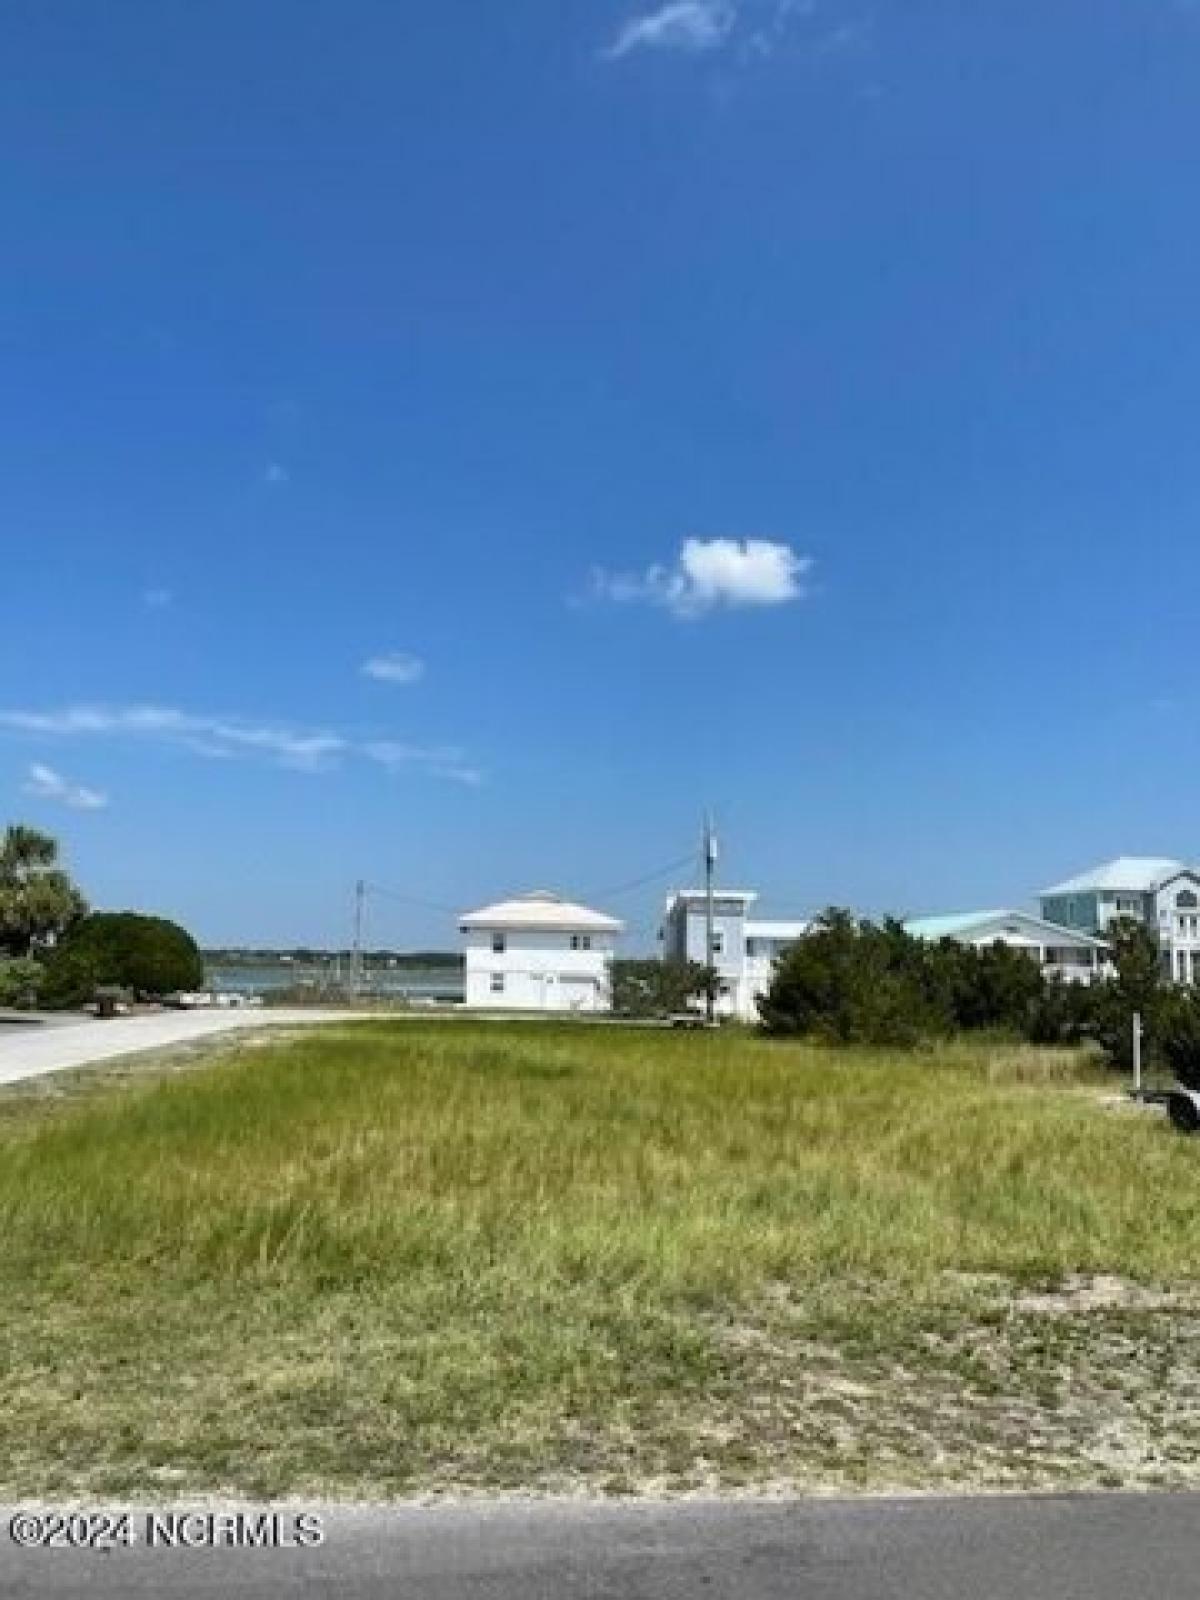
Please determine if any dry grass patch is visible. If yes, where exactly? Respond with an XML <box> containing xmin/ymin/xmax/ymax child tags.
<box><xmin>0</xmin><ymin>1021</ymin><xmax>1196</xmax><ymax>1497</ymax></box>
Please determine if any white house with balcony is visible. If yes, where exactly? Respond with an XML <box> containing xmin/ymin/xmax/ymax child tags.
<box><xmin>903</xmin><ymin>909</ymin><xmax>1108</xmax><ymax>982</ymax></box>
<box><xmin>1039</xmin><ymin>857</ymin><xmax>1200</xmax><ymax>984</ymax></box>
<box><xmin>660</xmin><ymin>890</ymin><xmax>809</xmax><ymax>1021</ymax></box>
<box><xmin>459</xmin><ymin>891</ymin><xmax>624</xmax><ymax>1012</ymax></box>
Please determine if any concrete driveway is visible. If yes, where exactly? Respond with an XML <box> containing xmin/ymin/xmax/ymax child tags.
<box><xmin>0</xmin><ymin>1008</ymin><xmax>383</xmax><ymax>1089</ymax></box>
<box><xmin>0</xmin><ymin>1494</ymin><xmax>1196</xmax><ymax>1598</ymax></box>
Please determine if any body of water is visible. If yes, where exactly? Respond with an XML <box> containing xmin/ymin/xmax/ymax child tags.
<box><xmin>206</xmin><ymin>964</ymin><xmax>465</xmax><ymax>1003</ymax></box>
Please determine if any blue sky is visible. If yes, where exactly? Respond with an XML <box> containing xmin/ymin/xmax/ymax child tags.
<box><xmin>3</xmin><ymin>1</ymin><xmax>1199</xmax><ymax>950</ymax></box>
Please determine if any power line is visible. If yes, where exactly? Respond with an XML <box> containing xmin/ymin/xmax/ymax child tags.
<box><xmin>361</xmin><ymin>883</ymin><xmax>462</xmax><ymax>918</ymax></box>
<box><xmin>584</xmin><ymin>851</ymin><xmax>700</xmax><ymax>903</ymax></box>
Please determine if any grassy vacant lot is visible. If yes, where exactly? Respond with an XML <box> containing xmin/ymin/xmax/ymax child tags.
<box><xmin>1</xmin><ymin>1021</ymin><xmax>1199</xmax><ymax>1498</ymax></box>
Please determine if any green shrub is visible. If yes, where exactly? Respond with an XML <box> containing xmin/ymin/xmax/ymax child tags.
<box><xmin>41</xmin><ymin>912</ymin><xmax>203</xmax><ymax>1007</ymax></box>
<box><xmin>0</xmin><ymin>957</ymin><xmax>43</xmax><ymax>1008</ymax></box>
<box><xmin>1026</xmin><ymin>974</ymin><xmax>1096</xmax><ymax>1047</ymax></box>
<box><xmin>758</xmin><ymin>910</ymin><xmax>953</xmax><ymax>1046</ymax></box>
<box><xmin>611</xmin><ymin>958</ymin><xmax>707</xmax><ymax>1018</ymax></box>
<box><xmin>761</xmin><ymin>911</ymin><xmax>1074</xmax><ymax>1048</ymax></box>
<box><xmin>1159</xmin><ymin>990</ymin><xmax>1200</xmax><ymax>1088</ymax></box>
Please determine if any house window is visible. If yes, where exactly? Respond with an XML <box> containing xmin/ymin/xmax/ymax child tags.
<box><xmin>1179</xmin><ymin>890</ymin><xmax>1199</xmax><ymax>910</ymax></box>
<box><xmin>569</xmin><ymin>934</ymin><xmax>593</xmax><ymax>951</ymax></box>
<box><xmin>712</xmin><ymin>930</ymin><xmax>725</xmax><ymax>955</ymax></box>
<box><xmin>490</xmin><ymin>972</ymin><xmax>505</xmax><ymax>994</ymax></box>
<box><xmin>491</xmin><ymin>932</ymin><xmax>506</xmax><ymax>954</ymax></box>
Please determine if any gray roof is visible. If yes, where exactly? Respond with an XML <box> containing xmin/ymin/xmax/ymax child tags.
<box><xmin>905</xmin><ymin>910</ymin><xmax>1106</xmax><ymax>950</ymax></box>
<box><xmin>1039</xmin><ymin>857</ymin><xmax>1185</xmax><ymax>896</ymax></box>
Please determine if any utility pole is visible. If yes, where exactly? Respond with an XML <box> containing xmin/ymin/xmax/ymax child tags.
<box><xmin>351</xmin><ymin>878</ymin><xmax>366</xmax><ymax>997</ymax></box>
<box><xmin>1132</xmin><ymin>1010</ymin><xmax>1143</xmax><ymax>1098</ymax></box>
<box><xmin>704</xmin><ymin>814</ymin><xmax>717</xmax><ymax>1025</ymax></box>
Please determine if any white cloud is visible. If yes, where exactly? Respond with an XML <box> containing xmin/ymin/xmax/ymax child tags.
<box><xmin>362</xmin><ymin>652</ymin><xmax>426</xmax><ymax>686</ymax></box>
<box><xmin>264</xmin><ymin>462</ymin><xmax>290</xmax><ymax>486</ymax></box>
<box><xmin>143</xmin><ymin>586</ymin><xmax>173</xmax><ymax>610</ymax></box>
<box><xmin>0</xmin><ymin>705</ymin><xmax>482</xmax><ymax>785</ymax></box>
<box><xmin>604</xmin><ymin>2</ymin><xmax>865</xmax><ymax>66</ymax></box>
<box><xmin>0</xmin><ymin>707</ymin><xmax>345</xmax><ymax>772</ymax></box>
<box><xmin>364</xmin><ymin>741</ymin><xmax>484</xmax><ymax>787</ymax></box>
<box><xmin>603</xmin><ymin>1</ymin><xmax>736</xmax><ymax>59</ymax></box>
<box><xmin>23</xmin><ymin>763</ymin><xmax>108</xmax><ymax>811</ymax></box>
<box><xmin>592</xmin><ymin>537</ymin><xmax>812</xmax><ymax>620</ymax></box>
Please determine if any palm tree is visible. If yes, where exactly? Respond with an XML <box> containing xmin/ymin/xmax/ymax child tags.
<box><xmin>0</xmin><ymin>824</ymin><xmax>88</xmax><ymax>958</ymax></box>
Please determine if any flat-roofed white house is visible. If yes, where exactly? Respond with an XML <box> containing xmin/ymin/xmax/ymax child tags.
<box><xmin>460</xmin><ymin>891</ymin><xmax>624</xmax><ymax>1012</ymax></box>
<box><xmin>904</xmin><ymin>909</ymin><xmax>1108</xmax><ymax>983</ymax></box>
<box><xmin>1039</xmin><ymin>857</ymin><xmax>1200</xmax><ymax>984</ymax></box>
<box><xmin>660</xmin><ymin>890</ymin><xmax>809</xmax><ymax>1021</ymax></box>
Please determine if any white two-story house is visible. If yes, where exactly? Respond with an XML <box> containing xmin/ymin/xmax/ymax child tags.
<box><xmin>460</xmin><ymin>891</ymin><xmax>624</xmax><ymax>1012</ymax></box>
<box><xmin>660</xmin><ymin>890</ymin><xmax>809</xmax><ymax>1021</ymax></box>
<box><xmin>1039</xmin><ymin>857</ymin><xmax>1200</xmax><ymax>984</ymax></box>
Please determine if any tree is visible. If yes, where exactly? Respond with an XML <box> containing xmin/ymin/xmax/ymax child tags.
<box><xmin>1088</xmin><ymin>916</ymin><xmax>1165</xmax><ymax>1070</ymax></box>
<box><xmin>1158</xmin><ymin>988</ymin><xmax>1200</xmax><ymax>1088</ymax></box>
<box><xmin>611</xmin><ymin>958</ymin><xmax>709</xmax><ymax>1018</ymax></box>
<box><xmin>0</xmin><ymin>824</ymin><xmax>88</xmax><ymax>958</ymax></box>
<box><xmin>1106</xmin><ymin>916</ymin><xmax>1163</xmax><ymax>1019</ymax></box>
<box><xmin>41</xmin><ymin>911</ymin><xmax>203</xmax><ymax>1008</ymax></box>
<box><xmin>758</xmin><ymin>909</ymin><xmax>953</xmax><ymax>1046</ymax></box>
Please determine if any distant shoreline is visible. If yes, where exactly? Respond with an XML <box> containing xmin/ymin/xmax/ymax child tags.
<box><xmin>205</xmin><ymin>959</ymin><xmax>465</xmax><ymax>1002</ymax></box>
<box><xmin>202</xmin><ymin>952</ymin><xmax>463</xmax><ymax>970</ymax></box>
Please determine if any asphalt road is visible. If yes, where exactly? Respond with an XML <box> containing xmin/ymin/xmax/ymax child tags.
<box><xmin>0</xmin><ymin>1494</ymin><xmax>1196</xmax><ymax>1598</ymax></box>
<box><xmin>0</xmin><ymin>1009</ymin><xmax>384</xmax><ymax>1088</ymax></box>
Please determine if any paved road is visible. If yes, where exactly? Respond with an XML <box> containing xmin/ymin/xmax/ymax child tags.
<box><xmin>0</xmin><ymin>1009</ymin><xmax>384</xmax><ymax>1088</ymax></box>
<box><xmin>0</xmin><ymin>1494</ymin><xmax>1195</xmax><ymax>1597</ymax></box>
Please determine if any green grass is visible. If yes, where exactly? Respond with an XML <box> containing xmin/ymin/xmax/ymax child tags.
<box><xmin>1</xmin><ymin>1021</ymin><xmax>1199</xmax><ymax>1497</ymax></box>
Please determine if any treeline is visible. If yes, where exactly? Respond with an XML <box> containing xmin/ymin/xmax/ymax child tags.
<box><xmin>759</xmin><ymin>908</ymin><xmax>1200</xmax><ymax>1085</ymax></box>
<box><xmin>1</xmin><ymin>823</ymin><xmax>203</xmax><ymax>1009</ymax></box>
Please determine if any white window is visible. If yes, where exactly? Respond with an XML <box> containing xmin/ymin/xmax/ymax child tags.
<box><xmin>712</xmin><ymin>930</ymin><xmax>725</xmax><ymax>955</ymax></box>
<box><xmin>569</xmin><ymin>934</ymin><xmax>593</xmax><ymax>951</ymax></box>
<box><xmin>490</xmin><ymin>972</ymin><xmax>505</xmax><ymax>994</ymax></box>
<box><xmin>491</xmin><ymin>932</ymin><xmax>506</xmax><ymax>954</ymax></box>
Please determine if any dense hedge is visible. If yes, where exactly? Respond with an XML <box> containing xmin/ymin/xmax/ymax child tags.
<box><xmin>758</xmin><ymin>909</ymin><xmax>1044</xmax><ymax>1046</ymax></box>
<box><xmin>759</xmin><ymin>908</ymin><xmax>1200</xmax><ymax>1077</ymax></box>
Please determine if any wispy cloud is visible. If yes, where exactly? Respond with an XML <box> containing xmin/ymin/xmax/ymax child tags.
<box><xmin>603</xmin><ymin>1</ymin><xmax>736</xmax><ymax>59</ymax></box>
<box><xmin>23</xmin><ymin>763</ymin><xmax>108</xmax><ymax>811</ymax></box>
<box><xmin>363</xmin><ymin>741</ymin><xmax>483</xmax><ymax>787</ymax></box>
<box><xmin>0</xmin><ymin>705</ymin><xmax>482</xmax><ymax>785</ymax></box>
<box><xmin>591</xmin><ymin>537</ymin><xmax>812</xmax><ymax>620</ymax></box>
<box><xmin>142</xmin><ymin>586</ymin><xmax>173</xmax><ymax>610</ymax></box>
<box><xmin>0</xmin><ymin>706</ymin><xmax>345</xmax><ymax>772</ymax></box>
<box><xmin>362</xmin><ymin>651</ymin><xmax>426</xmax><ymax>686</ymax></box>
<box><xmin>264</xmin><ymin>462</ymin><xmax>290</xmax><ymax>487</ymax></box>
<box><xmin>604</xmin><ymin>2</ymin><xmax>869</xmax><ymax>67</ymax></box>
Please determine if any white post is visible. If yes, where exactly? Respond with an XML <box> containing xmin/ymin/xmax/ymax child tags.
<box><xmin>1132</xmin><ymin>1010</ymin><xmax>1143</xmax><ymax>1097</ymax></box>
